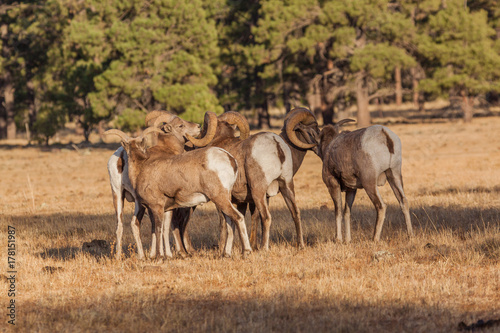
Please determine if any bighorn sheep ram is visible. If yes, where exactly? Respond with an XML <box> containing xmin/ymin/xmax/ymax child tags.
<box><xmin>317</xmin><ymin>119</ymin><xmax>413</xmax><ymax>242</ymax></box>
<box><xmin>107</xmin><ymin>111</ymin><xmax>199</xmax><ymax>259</ymax></box>
<box><xmin>190</xmin><ymin>107</ymin><xmax>319</xmax><ymax>251</ymax></box>
<box><xmin>105</xmin><ymin>112</ymin><xmax>253</xmax><ymax>259</ymax></box>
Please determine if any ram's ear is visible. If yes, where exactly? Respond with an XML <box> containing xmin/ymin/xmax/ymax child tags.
<box><xmin>163</xmin><ymin>123</ymin><xmax>173</xmax><ymax>133</ymax></box>
<box><xmin>137</xmin><ymin>137</ymin><xmax>148</xmax><ymax>150</ymax></box>
<box><xmin>120</xmin><ymin>140</ymin><xmax>130</xmax><ymax>152</ymax></box>
<box><xmin>127</xmin><ymin>139</ymin><xmax>148</xmax><ymax>160</ymax></box>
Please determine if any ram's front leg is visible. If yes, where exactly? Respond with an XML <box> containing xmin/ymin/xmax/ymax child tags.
<box><xmin>149</xmin><ymin>205</ymin><xmax>165</xmax><ymax>263</ymax></box>
<box><xmin>323</xmin><ymin>172</ymin><xmax>343</xmax><ymax>242</ymax></box>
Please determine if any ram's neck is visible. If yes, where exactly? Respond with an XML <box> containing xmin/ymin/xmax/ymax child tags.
<box><xmin>126</xmin><ymin>149</ymin><xmax>147</xmax><ymax>190</ymax></box>
<box><xmin>157</xmin><ymin>135</ymin><xmax>185</xmax><ymax>154</ymax></box>
<box><xmin>279</xmin><ymin>130</ymin><xmax>307</xmax><ymax>175</ymax></box>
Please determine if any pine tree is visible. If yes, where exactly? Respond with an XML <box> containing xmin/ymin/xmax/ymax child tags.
<box><xmin>275</xmin><ymin>0</ymin><xmax>417</xmax><ymax>127</ymax></box>
<box><xmin>418</xmin><ymin>1</ymin><xmax>500</xmax><ymax>122</ymax></box>
<box><xmin>215</xmin><ymin>0</ymin><xmax>271</xmax><ymax>127</ymax></box>
<box><xmin>85</xmin><ymin>0</ymin><xmax>222</xmax><ymax>129</ymax></box>
<box><xmin>252</xmin><ymin>0</ymin><xmax>321</xmax><ymax>123</ymax></box>
<box><xmin>0</xmin><ymin>2</ymin><xmax>22</xmax><ymax>139</ymax></box>
<box><xmin>1</xmin><ymin>0</ymin><xmax>71</xmax><ymax>143</ymax></box>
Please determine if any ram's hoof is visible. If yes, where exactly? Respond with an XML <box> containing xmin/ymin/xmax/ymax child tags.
<box><xmin>242</xmin><ymin>250</ymin><xmax>252</xmax><ymax>259</ymax></box>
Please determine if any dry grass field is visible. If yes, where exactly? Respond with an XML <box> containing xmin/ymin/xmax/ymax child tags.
<box><xmin>1</xmin><ymin>116</ymin><xmax>500</xmax><ymax>332</ymax></box>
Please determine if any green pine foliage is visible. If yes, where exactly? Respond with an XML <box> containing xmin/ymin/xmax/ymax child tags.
<box><xmin>2</xmin><ymin>0</ymin><xmax>500</xmax><ymax>142</ymax></box>
<box><xmin>418</xmin><ymin>1</ymin><xmax>500</xmax><ymax>98</ymax></box>
<box><xmin>86</xmin><ymin>0</ymin><xmax>223</xmax><ymax>128</ymax></box>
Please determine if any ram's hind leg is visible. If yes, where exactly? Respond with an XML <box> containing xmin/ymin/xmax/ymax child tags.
<box><xmin>279</xmin><ymin>180</ymin><xmax>304</xmax><ymax>249</ymax></box>
<box><xmin>181</xmin><ymin>207</ymin><xmax>195</xmax><ymax>253</ymax></box>
<box><xmin>171</xmin><ymin>208</ymin><xmax>192</xmax><ymax>257</ymax></box>
<box><xmin>252</xmin><ymin>190</ymin><xmax>272</xmax><ymax>251</ymax></box>
<box><xmin>214</xmin><ymin>199</ymin><xmax>252</xmax><ymax>257</ymax></box>
<box><xmin>131</xmin><ymin>203</ymin><xmax>146</xmax><ymax>259</ymax></box>
<box><xmin>112</xmin><ymin>189</ymin><xmax>125</xmax><ymax>259</ymax></box>
<box><xmin>362</xmin><ymin>176</ymin><xmax>387</xmax><ymax>242</ymax></box>
<box><xmin>148</xmin><ymin>206</ymin><xmax>166</xmax><ymax>262</ymax></box>
<box><xmin>248</xmin><ymin>203</ymin><xmax>260</xmax><ymax>250</ymax></box>
<box><xmin>386</xmin><ymin>168</ymin><xmax>413</xmax><ymax>238</ymax></box>
<box><xmin>217</xmin><ymin>208</ymin><xmax>228</xmax><ymax>256</ymax></box>
<box><xmin>220</xmin><ymin>203</ymin><xmax>247</xmax><ymax>255</ymax></box>
<box><xmin>323</xmin><ymin>174</ymin><xmax>344</xmax><ymax>242</ymax></box>
<box><xmin>343</xmin><ymin>190</ymin><xmax>356</xmax><ymax>243</ymax></box>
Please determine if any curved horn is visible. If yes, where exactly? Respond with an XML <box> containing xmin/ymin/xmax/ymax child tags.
<box><xmin>186</xmin><ymin>111</ymin><xmax>218</xmax><ymax>147</ymax></box>
<box><xmin>153</xmin><ymin>114</ymin><xmax>178</xmax><ymax>129</ymax></box>
<box><xmin>285</xmin><ymin>108</ymin><xmax>318</xmax><ymax>149</ymax></box>
<box><xmin>104</xmin><ymin>129</ymin><xmax>131</xmax><ymax>142</ymax></box>
<box><xmin>335</xmin><ymin>118</ymin><xmax>356</xmax><ymax>127</ymax></box>
<box><xmin>142</xmin><ymin>127</ymin><xmax>164</xmax><ymax>137</ymax></box>
<box><xmin>145</xmin><ymin>111</ymin><xmax>175</xmax><ymax>126</ymax></box>
<box><xmin>218</xmin><ymin>111</ymin><xmax>250</xmax><ymax>140</ymax></box>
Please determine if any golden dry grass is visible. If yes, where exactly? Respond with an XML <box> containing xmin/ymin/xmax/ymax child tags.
<box><xmin>1</xmin><ymin>117</ymin><xmax>500</xmax><ymax>332</ymax></box>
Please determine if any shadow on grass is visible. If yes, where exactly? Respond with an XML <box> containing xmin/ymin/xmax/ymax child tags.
<box><xmin>5</xmin><ymin>201</ymin><xmax>500</xmax><ymax>262</ymax></box>
<box><xmin>21</xmin><ymin>288</ymin><xmax>500</xmax><ymax>332</ymax></box>
<box><xmin>39</xmin><ymin>241</ymin><xmax>115</xmax><ymax>261</ymax></box>
<box><xmin>418</xmin><ymin>186</ymin><xmax>500</xmax><ymax>196</ymax></box>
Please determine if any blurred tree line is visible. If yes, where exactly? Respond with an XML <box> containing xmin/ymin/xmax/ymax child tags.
<box><xmin>1</xmin><ymin>0</ymin><xmax>500</xmax><ymax>143</ymax></box>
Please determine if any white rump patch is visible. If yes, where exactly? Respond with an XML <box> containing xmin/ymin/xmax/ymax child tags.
<box><xmin>107</xmin><ymin>147</ymin><xmax>136</xmax><ymax>200</ymax></box>
<box><xmin>207</xmin><ymin>148</ymin><xmax>237</xmax><ymax>191</ymax></box>
<box><xmin>361</xmin><ymin>126</ymin><xmax>401</xmax><ymax>175</ymax></box>
<box><xmin>251</xmin><ymin>133</ymin><xmax>293</xmax><ymax>187</ymax></box>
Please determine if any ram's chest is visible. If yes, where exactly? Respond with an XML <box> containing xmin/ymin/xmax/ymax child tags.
<box><xmin>327</xmin><ymin>152</ymin><xmax>361</xmax><ymax>190</ymax></box>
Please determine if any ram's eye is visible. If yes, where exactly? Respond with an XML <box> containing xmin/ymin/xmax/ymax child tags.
<box><xmin>179</xmin><ymin>124</ymin><xmax>184</xmax><ymax>128</ymax></box>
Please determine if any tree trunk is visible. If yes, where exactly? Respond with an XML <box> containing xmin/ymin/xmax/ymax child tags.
<box><xmin>4</xmin><ymin>79</ymin><xmax>16</xmax><ymax>140</ymax></box>
<box><xmin>356</xmin><ymin>78</ymin><xmax>370</xmax><ymax>128</ymax></box>
<box><xmin>321</xmin><ymin>103</ymin><xmax>334</xmax><ymax>125</ymax></box>
<box><xmin>410</xmin><ymin>67</ymin><xmax>419</xmax><ymax>107</ymax></box>
<box><xmin>395</xmin><ymin>66</ymin><xmax>402</xmax><ymax>106</ymax></box>
<box><xmin>26</xmin><ymin>80</ymin><xmax>38</xmax><ymax>145</ymax></box>
<box><xmin>336</xmin><ymin>95</ymin><xmax>350</xmax><ymax>121</ymax></box>
<box><xmin>25</xmin><ymin>122</ymin><xmax>31</xmax><ymax>145</ymax></box>
<box><xmin>254</xmin><ymin>67</ymin><xmax>270</xmax><ymax>129</ymax></box>
<box><xmin>97</xmin><ymin>120</ymin><xmax>106</xmax><ymax>142</ymax></box>
<box><xmin>306</xmin><ymin>75</ymin><xmax>322</xmax><ymax>121</ymax></box>
<box><xmin>462</xmin><ymin>95</ymin><xmax>473</xmax><ymax>123</ymax></box>
<box><xmin>0</xmin><ymin>102</ymin><xmax>6</xmax><ymax>139</ymax></box>
<box><xmin>418</xmin><ymin>93</ymin><xmax>425</xmax><ymax>113</ymax></box>
<box><xmin>84</xmin><ymin>128</ymin><xmax>91</xmax><ymax>143</ymax></box>
<box><xmin>257</xmin><ymin>99</ymin><xmax>270</xmax><ymax>129</ymax></box>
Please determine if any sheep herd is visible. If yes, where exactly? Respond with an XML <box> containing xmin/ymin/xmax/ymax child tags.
<box><xmin>105</xmin><ymin>107</ymin><xmax>413</xmax><ymax>261</ymax></box>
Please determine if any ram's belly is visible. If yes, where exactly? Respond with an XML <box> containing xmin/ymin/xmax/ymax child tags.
<box><xmin>176</xmin><ymin>193</ymin><xmax>209</xmax><ymax>207</ymax></box>
<box><xmin>339</xmin><ymin>175</ymin><xmax>362</xmax><ymax>191</ymax></box>
<box><xmin>267</xmin><ymin>180</ymin><xmax>280</xmax><ymax>197</ymax></box>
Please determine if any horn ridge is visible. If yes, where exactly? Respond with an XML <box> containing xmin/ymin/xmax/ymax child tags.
<box><xmin>285</xmin><ymin>108</ymin><xmax>317</xmax><ymax>149</ymax></box>
<box><xmin>186</xmin><ymin>111</ymin><xmax>218</xmax><ymax>147</ymax></box>
<box><xmin>145</xmin><ymin>110</ymin><xmax>175</xmax><ymax>126</ymax></box>
<box><xmin>218</xmin><ymin>111</ymin><xmax>250</xmax><ymax>140</ymax></box>
<box><xmin>153</xmin><ymin>114</ymin><xmax>178</xmax><ymax>129</ymax></box>
<box><xmin>104</xmin><ymin>129</ymin><xmax>131</xmax><ymax>142</ymax></box>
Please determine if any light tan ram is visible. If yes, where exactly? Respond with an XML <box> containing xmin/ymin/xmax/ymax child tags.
<box><xmin>105</xmin><ymin>112</ymin><xmax>252</xmax><ymax>259</ymax></box>
<box><xmin>107</xmin><ymin>111</ymin><xmax>199</xmax><ymax>259</ymax></box>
